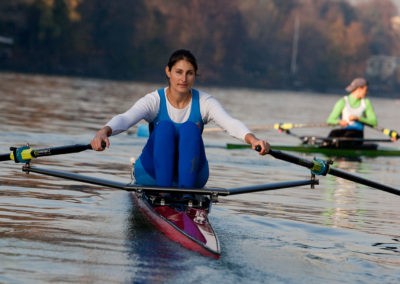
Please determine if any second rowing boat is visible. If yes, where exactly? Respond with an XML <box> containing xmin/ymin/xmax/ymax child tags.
<box><xmin>226</xmin><ymin>143</ymin><xmax>400</xmax><ymax>158</ymax></box>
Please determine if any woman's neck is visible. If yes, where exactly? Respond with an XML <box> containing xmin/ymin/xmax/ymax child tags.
<box><xmin>166</xmin><ymin>87</ymin><xmax>192</xmax><ymax>109</ymax></box>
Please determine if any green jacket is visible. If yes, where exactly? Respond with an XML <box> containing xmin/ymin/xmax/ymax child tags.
<box><xmin>326</xmin><ymin>95</ymin><xmax>377</xmax><ymax>127</ymax></box>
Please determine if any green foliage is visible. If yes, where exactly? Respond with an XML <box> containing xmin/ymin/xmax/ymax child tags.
<box><xmin>1</xmin><ymin>0</ymin><xmax>400</xmax><ymax>92</ymax></box>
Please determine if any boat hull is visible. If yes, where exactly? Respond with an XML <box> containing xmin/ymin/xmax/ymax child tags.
<box><xmin>131</xmin><ymin>192</ymin><xmax>220</xmax><ymax>259</ymax></box>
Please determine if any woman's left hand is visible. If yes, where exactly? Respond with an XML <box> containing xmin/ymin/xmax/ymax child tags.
<box><xmin>245</xmin><ymin>133</ymin><xmax>270</xmax><ymax>155</ymax></box>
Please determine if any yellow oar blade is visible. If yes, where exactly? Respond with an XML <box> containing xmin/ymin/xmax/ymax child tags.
<box><xmin>382</xmin><ymin>128</ymin><xmax>399</xmax><ymax>140</ymax></box>
<box><xmin>274</xmin><ymin>123</ymin><xmax>294</xmax><ymax>130</ymax></box>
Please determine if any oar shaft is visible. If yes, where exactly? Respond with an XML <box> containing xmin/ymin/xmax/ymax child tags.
<box><xmin>328</xmin><ymin>167</ymin><xmax>400</xmax><ymax>196</ymax></box>
<box><xmin>0</xmin><ymin>148</ymin><xmax>34</xmax><ymax>162</ymax></box>
<box><xmin>32</xmin><ymin>144</ymin><xmax>92</xmax><ymax>158</ymax></box>
<box><xmin>364</xmin><ymin>123</ymin><xmax>399</xmax><ymax>140</ymax></box>
<box><xmin>274</xmin><ymin>122</ymin><xmax>329</xmax><ymax>130</ymax></box>
<box><xmin>267</xmin><ymin>149</ymin><xmax>400</xmax><ymax>196</ymax></box>
<box><xmin>203</xmin><ymin>122</ymin><xmax>330</xmax><ymax>133</ymax></box>
<box><xmin>269</xmin><ymin>149</ymin><xmax>314</xmax><ymax>168</ymax></box>
<box><xmin>0</xmin><ymin>153</ymin><xmax>12</xmax><ymax>161</ymax></box>
<box><xmin>0</xmin><ymin>143</ymin><xmax>95</xmax><ymax>162</ymax></box>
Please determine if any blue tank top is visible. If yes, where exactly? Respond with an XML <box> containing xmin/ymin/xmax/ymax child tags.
<box><xmin>149</xmin><ymin>88</ymin><xmax>204</xmax><ymax>133</ymax></box>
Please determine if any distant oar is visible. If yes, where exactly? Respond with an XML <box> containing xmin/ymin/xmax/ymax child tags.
<box><xmin>203</xmin><ymin>122</ymin><xmax>329</xmax><ymax>133</ymax></box>
<box><xmin>365</xmin><ymin>124</ymin><xmax>399</xmax><ymax>140</ymax></box>
<box><xmin>0</xmin><ymin>143</ymin><xmax>104</xmax><ymax>163</ymax></box>
<box><xmin>258</xmin><ymin>146</ymin><xmax>400</xmax><ymax>196</ymax></box>
<box><xmin>274</xmin><ymin>122</ymin><xmax>399</xmax><ymax>141</ymax></box>
<box><xmin>277</xmin><ymin>128</ymin><xmax>393</xmax><ymax>144</ymax></box>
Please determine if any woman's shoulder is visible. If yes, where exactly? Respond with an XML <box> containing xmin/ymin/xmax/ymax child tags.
<box><xmin>336</xmin><ymin>96</ymin><xmax>346</xmax><ymax>104</ymax></box>
<box><xmin>196</xmin><ymin>89</ymin><xmax>216</xmax><ymax>102</ymax></box>
<box><xmin>142</xmin><ymin>89</ymin><xmax>161</xmax><ymax>102</ymax></box>
<box><xmin>364</xmin><ymin>97</ymin><xmax>373</xmax><ymax>104</ymax></box>
<box><xmin>133</xmin><ymin>90</ymin><xmax>160</xmax><ymax>112</ymax></box>
<box><xmin>146</xmin><ymin>89</ymin><xmax>161</xmax><ymax>97</ymax></box>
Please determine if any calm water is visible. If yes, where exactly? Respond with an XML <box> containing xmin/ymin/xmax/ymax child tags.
<box><xmin>0</xmin><ymin>72</ymin><xmax>400</xmax><ymax>283</ymax></box>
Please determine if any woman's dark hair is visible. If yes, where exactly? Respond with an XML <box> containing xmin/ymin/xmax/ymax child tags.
<box><xmin>167</xmin><ymin>49</ymin><xmax>198</xmax><ymax>74</ymax></box>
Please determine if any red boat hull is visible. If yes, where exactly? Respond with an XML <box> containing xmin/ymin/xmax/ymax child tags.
<box><xmin>131</xmin><ymin>192</ymin><xmax>220</xmax><ymax>259</ymax></box>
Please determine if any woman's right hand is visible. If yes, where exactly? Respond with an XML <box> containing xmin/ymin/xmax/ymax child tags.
<box><xmin>339</xmin><ymin>120</ymin><xmax>348</xmax><ymax>127</ymax></box>
<box><xmin>90</xmin><ymin>127</ymin><xmax>111</xmax><ymax>151</ymax></box>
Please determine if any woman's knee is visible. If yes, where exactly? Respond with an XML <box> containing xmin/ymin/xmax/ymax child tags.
<box><xmin>179</xmin><ymin>121</ymin><xmax>201</xmax><ymax>139</ymax></box>
<box><xmin>153</xmin><ymin>120</ymin><xmax>176</xmax><ymax>146</ymax></box>
<box><xmin>155</xmin><ymin>120</ymin><xmax>175</xmax><ymax>134</ymax></box>
<box><xmin>195</xmin><ymin>161</ymin><xmax>209</xmax><ymax>187</ymax></box>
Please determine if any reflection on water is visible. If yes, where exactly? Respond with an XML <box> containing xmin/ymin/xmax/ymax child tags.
<box><xmin>1</xmin><ymin>73</ymin><xmax>400</xmax><ymax>283</ymax></box>
<box><xmin>322</xmin><ymin>159</ymin><xmax>366</xmax><ymax>230</ymax></box>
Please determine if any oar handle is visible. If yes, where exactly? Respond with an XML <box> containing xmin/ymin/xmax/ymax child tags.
<box><xmin>268</xmin><ymin>149</ymin><xmax>314</xmax><ymax>168</ymax></box>
<box><xmin>256</xmin><ymin>145</ymin><xmax>308</xmax><ymax>165</ymax></box>
<box><xmin>263</xmin><ymin>147</ymin><xmax>329</xmax><ymax>175</ymax></box>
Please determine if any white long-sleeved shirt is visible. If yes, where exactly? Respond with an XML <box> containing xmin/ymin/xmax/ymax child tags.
<box><xmin>106</xmin><ymin>88</ymin><xmax>251</xmax><ymax>141</ymax></box>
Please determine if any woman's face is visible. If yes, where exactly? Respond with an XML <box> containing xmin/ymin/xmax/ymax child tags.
<box><xmin>355</xmin><ymin>86</ymin><xmax>368</xmax><ymax>99</ymax></box>
<box><xmin>166</xmin><ymin>59</ymin><xmax>196</xmax><ymax>94</ymax></box>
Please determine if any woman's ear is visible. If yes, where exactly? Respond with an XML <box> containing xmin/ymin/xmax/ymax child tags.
<box><xmin>165</xmin><ymin>66</ymin><xmax>170</xmax><ymax>79</ymax></box>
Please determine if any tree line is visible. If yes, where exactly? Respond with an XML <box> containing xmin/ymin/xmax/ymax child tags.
<box><xmin>1</xmin><ymin>0</ymin><xmax>400</xmax><ymax>93</ymax></box>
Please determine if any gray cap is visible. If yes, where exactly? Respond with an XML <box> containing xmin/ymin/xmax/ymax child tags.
<box><xmin>345</xmin><ymin>77</ymin><xmax>368</xmax><ymax>93</ymax></box>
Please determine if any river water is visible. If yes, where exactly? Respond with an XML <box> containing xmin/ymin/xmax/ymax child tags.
<box><xmin>0</xmin><ymin>72</ymin><xmax>399</xmax><ymax>283</ymax></box>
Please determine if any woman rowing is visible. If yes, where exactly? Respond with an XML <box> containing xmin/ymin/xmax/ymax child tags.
<box><xmin>326</xmin><ymin>77</ymin><xmax>377</xmax><ymax>147</ymax></box>
<box><xmin>91</xmin><ymin>49</ymin><xmax>270</xmax><ymax>188</ymax></box>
